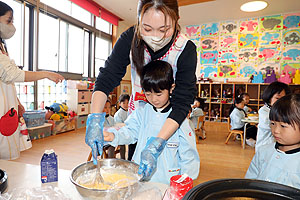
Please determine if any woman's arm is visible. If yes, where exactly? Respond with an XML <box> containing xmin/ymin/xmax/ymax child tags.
<box><xmin>24</xmin><ymin>71</ymin><xmax>64</xmax><ymax>83</ymax></box>
<box><xmin>158</xmin><ymin>40</ymin><xmax>197</xmax><ymax>139</ymax></box>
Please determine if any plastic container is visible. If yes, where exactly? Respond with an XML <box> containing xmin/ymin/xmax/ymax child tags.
<box><xmin>169</xmin><ymin>174</ymin><xmax>193</xmax><ymax>200</ymax></box>
<box><xmin>23</xmin><ymin>110</ymin><xmax>46</xmax><ymax>128</ymax></box>
<box><xmin>28</xmin><ymin>123</ymin><xmax>52</xmax><ymax>140</ymax></box>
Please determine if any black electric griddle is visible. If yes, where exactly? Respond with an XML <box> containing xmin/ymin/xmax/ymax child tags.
<box><xmin>182</xmin><ymin>179</ymin><xmax>300</xmax><ymax>200</ymax></box>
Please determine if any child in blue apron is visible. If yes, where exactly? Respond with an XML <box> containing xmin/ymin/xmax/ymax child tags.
<box><xmin>103</xmin><ymin>60</ymin><xmax>200</xmax><ymax>184</ymax></box>
<box><xmin>246</xmin><ymin>94</ymin><xmax>300</xmax><ymax>189</ymax></box>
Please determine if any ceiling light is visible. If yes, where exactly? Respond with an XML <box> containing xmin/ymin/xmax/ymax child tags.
<box><xmin>240</xmin><ymin>1</ymin><xmax>268</xmax><ymax>12</ymax></box>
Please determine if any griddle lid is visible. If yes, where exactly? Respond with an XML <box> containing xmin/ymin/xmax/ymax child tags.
<box><xmin>182</xmin><ymin>179</ymin><xmax>300</xmax><ymax>200</ymax></box>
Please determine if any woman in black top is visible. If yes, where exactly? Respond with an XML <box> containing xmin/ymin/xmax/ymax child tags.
<box><xmin>86</xmin><ymin>0</ymin><xmax>197</xmax><ymax>180</ymax></box>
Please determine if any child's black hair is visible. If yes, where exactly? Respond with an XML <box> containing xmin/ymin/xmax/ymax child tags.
<box><xmin>118</xmin><ymin>94</ymin><xmax>130</xmax><ymax>103</ymax></box>
<box><xmin>262</xmin><ymin>81</ymin><xmax>291</xmax><ymax>104</ymax></box>
<box><xmin>239</xmin><ymin>93</ymin><xmax>250</xmax><ymax>99</ymax></box>
<box><xmin>140</xmin><ymin>60</ymin><xmax>174</xmax><ymax>93</ymax></box>
<box><xmin>0</xmin><ymin>1</ymin><xmax>13</xmax><ymax>17</ymax></box>
<box><xmin>194</xmin><ymin>97</ymin><xmax>205</xmax><ymax>109</ymax></box>
<box><xmin>229</xmin><ymin>96</ymin><xmax>244</xmax><ymax>115</ymax></box>
<box><xmin>269</xmin><ymin>94</ymin><xmax>300</xmax><ymax>129</ymax></box>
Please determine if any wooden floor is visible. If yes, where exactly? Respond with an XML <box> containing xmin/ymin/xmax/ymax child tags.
<box><xmin>13</xmin><ymin>121</ymin><xmax>255</xmax><ymax>186</ymax></box>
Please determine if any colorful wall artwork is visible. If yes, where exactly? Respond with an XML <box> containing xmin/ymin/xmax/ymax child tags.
<box><xmin>257</xmin><ymin>63</ymin><xmax>280</xmax><ymax>74</ymax></box>
<box><xmin>218</xmin><ymin>49</ymin><xmax>238</xmax><ymax>64</ymax></box>
<box><xmin>201</xmin><ymin>23</ymin><xmax>219</xmax><ymax>36</ymax></box>
<box><xmin>283</xmin><ymin>13</ymin><xmax>300</xmax><ymax>29</ymax></box>
<box><xmin>258</xmin><ymin>47</ymin><xmax>281</xmax><ymax>63</ymax></box>
<box><xmin>281</xmin><ymin>63</ymin><xmax>300</xmax><ymax>76</ymax></box>
<box><xmin>184</xmin><ymin>12</ymin><xmax>300</xmax><ymax>79</ymax></box>
<box><xmin>200</xmin><ymin>51</ymin><xmax>218</xmax><ymax>64</ymax></box>
<box><xmin>185</xmin><ymin>25</ymin><xmax>201</xmax><ymax>38</ymax></box>
<box><xmin>282</xmin><ymin>29</ymin><xmax>300</xmax><ymax>46</ymax></box>
<box><xmin>238</xmin><ymin>33</ymin><xmax>259</xmax><ymax>48</ymax></box>
<box><xmin>260</xmin><ymin>15</ymin><xmax>283</xmax><ymax>32</ymax></box>
<box><xmin>200</xmin><ymin>37</ymin><xmax>218</xmax><ymax>50</ymax></box>
<box><xmin>282</xmin><ymin>47</ymin><xmax>300</xmax><ymax>62</ymax></box>
<box><xmin>239</xmin><ymin>18</ymin><xmax>259</xmax><ymax>33</ymax></box>
<box><xmin>218</xmin><ymin>64</ymin><xmax>237</xmax><ymax>77</ymax></box>
<box><xmin>238</xmin><ymin>63</ymin><xmax>257</xmax><ymax>77</ymax></box>
<box><xmin>220</xmin><ymin>21</ymin><xmax>238</xmax><ymax>35</ymax></box>
<box><xmin>200</xmin><ymin>65</ymin><xmax>218</xmax><ymax>78</ymax></box>
<box><xmin>259</xmin><ymin>31</ymin><xmax>281</xmax><ymax>46</ymax></box>
<box><xmin>219</xmin><ymin>35</ymin><xmax>238</xmax><ymax>49</ymax></box>
<box><xmin>238</xmin><ymin>48</ymin><xmax>258</xmax><ymax>63</ymax></box>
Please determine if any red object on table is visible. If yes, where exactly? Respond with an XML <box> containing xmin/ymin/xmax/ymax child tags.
<box><xmin>169</xmin><ymin>174</ymin><xmax>193</xmax><ymax>200</ymax></box>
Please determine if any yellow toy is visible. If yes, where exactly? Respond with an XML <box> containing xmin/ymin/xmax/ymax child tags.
<box><xmin>293</xmin><ymin>69</ymin><xmax>300</xmax><ymax>84</ymax></box>
<box><xmin>50</xmin><ymin>113</ymin><xmax>61</xmax><ymax>121</ymax></box>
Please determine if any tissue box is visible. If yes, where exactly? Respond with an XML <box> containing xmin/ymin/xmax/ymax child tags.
<box><xmin>41</xmin><ymin>150</ymin><xmax>58</xmax><ymax>183</ymax></box>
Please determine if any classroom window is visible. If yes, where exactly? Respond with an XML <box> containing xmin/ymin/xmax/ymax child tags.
<box><xmin>71</xmin><ymin>3</ymin><xmax>92</xmax><ymax>25</ymax></box>
<box><xmin>59</xmin><ymin>21</ymin><xmax>68</xmax><ymax>72</ymax></box>
<box><xmin>96</xmin><ymin>17</ymin><xmax>112</xmax><ymax>35</ymax></box>
<box><xmin>83</xmin><ymin>31</ymin><xmax>90</xmax><ymax>77</ymax></box>
<box><xmin>95</xmin><ymin>37</ymin><xmax>111</xmax><ymax>77</ymax></box>
<box><xmin>40</xmin><ymin>0</ymin><xmax>71</xmax><ymax>16</ymax></box>
<box><xmin>38</xmin><ymin>12</ymin><xmax>59</xmax><ymax>71</ymax></box>
<box><xmin>67</xmin><ymin>24</ymin><xmax>84</xmax><ymax>74</ymax></box>
<box><xmin>37</xmin><ymin>79</ymin><xmax>67</xmax><ymax>109</ymax></box>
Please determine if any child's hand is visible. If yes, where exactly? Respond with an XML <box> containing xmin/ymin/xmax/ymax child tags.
<box><xmin>103</xmin><ymin>131</ymin><xmax>115</xmax><ymax>142</ymax></box>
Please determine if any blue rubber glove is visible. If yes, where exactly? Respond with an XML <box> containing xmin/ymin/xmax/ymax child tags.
<box><xmin>85</xmin><ymin>113</ymin><xmax>106</xmax><ymax>165</ymax></box>
<box><xmin>138</xmin><ymin>137</ymin><xmax>167</xmax><ymax>181</ymax></box>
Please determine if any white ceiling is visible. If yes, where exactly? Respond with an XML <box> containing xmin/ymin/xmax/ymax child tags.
<box><xmin>94</xmin><ymin>0</ymin><xmax>300</xmax><ymax>27</ymax></box>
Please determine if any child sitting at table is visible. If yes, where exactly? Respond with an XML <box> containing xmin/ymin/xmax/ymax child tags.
<box><xmin>245</xmin><ymin>94</ymin><xmax>300</xmax><ymax>189</ymax></box>
<box><xmin>113</xmin><ymin>94</ymin><xmax>130</xmax><ymax>159</ymax></box>
<box><xmin>103</xmin><ymin>60</ymin><xmax>200</xmax><ymax>184</ymax></box>
<box><xmin>103</xmin><ymin>99</ymin><xmax>116</xmax><ymax>158</ymax></box>
<box><xmin>256</xmin><ymin>82</ymin><xmax>291</xmax><ymax>152</ymax></box>
<box><xmin>190</xmin><ymin>97</ymin><xmax>205</xmax><ymax>139</ymax></box>
<box><xmin>229</xmin><ymin>97</ymin><xmax>257</xmax><ymax>147</ymax></box>
<box><xmin>239</xmin><ymin>93</ymin><xmax>252</xmax><ymax>113</ymax></box>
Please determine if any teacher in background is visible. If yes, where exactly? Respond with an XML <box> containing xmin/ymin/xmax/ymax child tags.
<box><xmin>86</xmin><ymin>0</ymin><xmax>197</xmax><ymax>180</ymax></box>
<box><xmin>0</xmin><ymin>1</ymin><xmax>64</xmax><ymax>160</ymax></box>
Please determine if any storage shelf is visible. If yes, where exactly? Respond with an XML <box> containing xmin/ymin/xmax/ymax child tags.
<box><xmin>197</xmin><ymin>82</ymin><xmax>300</xmax><ymax>122</ymax></box>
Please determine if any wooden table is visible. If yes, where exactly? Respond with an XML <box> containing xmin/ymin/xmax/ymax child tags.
<box><xmin>0</xmin><ymin>160</ymin><xmax>168</xmax><ymax>199</ymax></box>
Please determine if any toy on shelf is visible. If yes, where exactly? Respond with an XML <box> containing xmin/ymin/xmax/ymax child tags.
<box><xmin>45</xmin><ymin>103</ymin><xmax>68</xmax><ymax>121</ymax></box>
<box><xmin>293</xmin><ymin>69</ymin><xmax>300</xmax><ymax>84</ymax></box>
<box><xmin>214</xmin><ymin>88</ymin><xmax>221</xmax><ymax>98</ymax></box>
<box><xmin>264</xmin><ymin>69</ymin><xmax>277</xmax><ymax>83</ymax></box>
<box><xmin>252</xmin><ymin>71</ymin><xmax>264</xmax><ymax>83</ymax></box>
<box><xmin>223</xmin><ymin>88</ymin><xmax>233</xmax><ymax>98</ymax></box>
<box><xmin>278</xmin><ymin>70</ymin><xmax>292</xmax><ymax>84</ymax></box>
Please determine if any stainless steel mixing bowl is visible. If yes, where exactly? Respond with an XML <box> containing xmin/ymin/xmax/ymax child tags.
<box><xmin>70</xmin><ymin>159</ymin><xmax>140</xmax><ymax>200</ymax></box>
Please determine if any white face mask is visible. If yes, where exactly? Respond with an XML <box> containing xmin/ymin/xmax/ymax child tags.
<box><xmin>142</xmin><ymin>35</ymin><xmax>172</xmax><ymax>52</ymax></box>
<box><xmin>0</xmin><ymin>23</ymin><xmax>16</xmax><ymax>39</ymax></box>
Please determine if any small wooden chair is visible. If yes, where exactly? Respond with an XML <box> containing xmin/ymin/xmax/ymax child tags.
<box><xmin>194</xmin><ymin>112</ymin><xmax>206</xmax><ymax>143</ymax></box>
<box><xmin>225</xmin><ymin>118</ymin><xmax>244</xmax><ymax>147</ymax></box>
<box><xmin>87</xmin><ymin>146</ymin><xmax>121</xmax><ymax>161</ymax></box>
